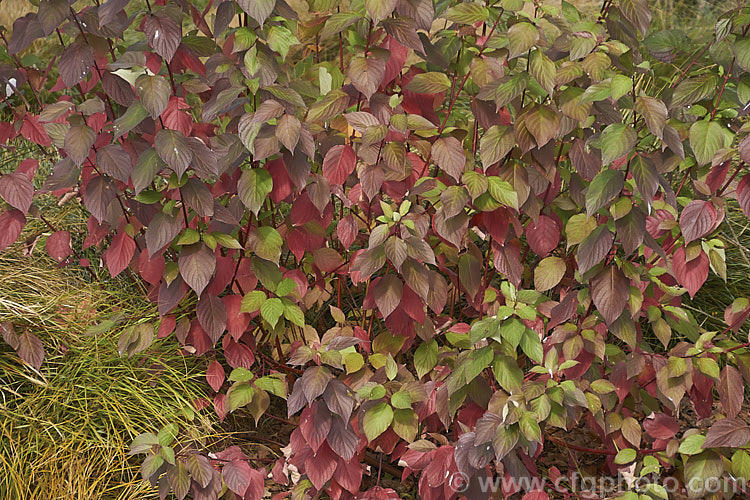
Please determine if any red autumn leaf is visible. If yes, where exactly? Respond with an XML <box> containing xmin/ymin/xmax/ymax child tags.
<box><xmin>680</xmin><ymin>200</ymin><xmax>717</xmax><ymax>243</ymax></box>
<box><xmin>672</xmin><ymin>246</ymin><xmax>709</xmax><ymax>298</ymax></box>
<box><xmin>0</xmin><ymin>171</ymin><xmax>34</xmax><ymax>213</ymax></box>
<box><xmin>337</xmin><ymin>214</ymin><xmax>357</xmax><ymax>250</ymax></box>
<box><xmin>162</xmin><ymin>96</ymin><xmax>193</xmax><ymax>136</ymax></box>
<box><xmin>206</xmin><ymin>360</ymin><xmax>225</xmax><ymax>392</ymax></box>
<box><xmin>322</xmin><ymin>145</ymin><xmax>356</xmax><ymax>186</ymax></box>
<box><xmin>0</xmin><ymin>208</ymin><xmax>26</xmax><ymax>251</ymax></box>
<box><xmin>643</xmin><ymin>412</ymin><xmax>679</xmax><ymax>439</ymax></box>
<box><xmin>590</xmin><ymin>265</ymin><xmax>630</xmax><ymax>325</ymax></box>
<box><xmin>222</xmin><ymin>460</ymin><xmax>252</xmax><ymax>496</ymax></box>
<box><xmin>737</xmin><ymin>175</ymin><xmax>750</xmax><ymax>217</ymax></box>
<box><xmin>522</xmin><ymin>491</ymin><xmax>550</xmax><ymax>500</ymax></box>
<box><xmin>20</xmin><ymin>115</ymin><xmax>52</xmax><ymax>147</ymax></box>
<box><xmin>525</xmin><ymin>215</ymin><xmax>560</xmax><ymax>257</ymax></box>
<box><xmin>223</xmin><ymin>294</ymin><xmax>251</xmax><ymax>341</ymax></box>
<box><xmin>304</xmin><ymin>441</ymin><xmax>338</xmax><ymax>490</ymax></box>
<box><xmin>45</xmin><ymin>230</ymin><xmax>72</xmax><ymax>262</ymax></box>
<box><xmin>104</xmin><ymin>231</ymin><xmax>136</xmax><ymax>277</ymax></box>
<box><xmin>718</xmin><ymin>366</ymin><xmax>743</xmax><ymax>419</ymax></box>
<box><xmin>300</xmin><ymin>402</ymin><xmax>332</xmax><ymax>453</ymax></box>
<box><xmin>267</xmin><ymin>158</ymin><xmax>294</xmax><ymax>203</ymax></box>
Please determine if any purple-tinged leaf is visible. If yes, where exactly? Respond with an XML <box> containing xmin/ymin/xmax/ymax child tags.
<box><xmin>179</xmin><ymin>243</ymin><xmax>216</xmax><ymax>296</ymax></box>
<box><xmin>432</xmin><ymin>137</ymin><xmax>465</xmax><ymax>182</ymax></box>
<box><xmin>37</xmin><ymin>0</ymin><xmax>69</xmax><ymax>35</ymax></box>
<box><xmin>680</xmin><ymin>200</ymin><xmax>717</xmax><ymax>244</ymax></box>
<box><xmin>145</xmin><ymin>210</ymin><xmax>182</xmax><ymax>256</ymax></box>
<box><xmin>64</xmin><ymin>124</ymin><xmax>96</xmax><ymax>166</ymax></box>
<box><xmin>222</xmin><ymin>460</ymin><xmax>252</xmax><ymax>496</ymax></box>
<box><xmin>0</xmin><ymin>172</ymin><xmax>33</xmax><ymax>213</ymax></box>
<box><xmin>135</xmin><ymin>74</ymin><xmax>171</xmax><ymax>119</ymax></box>
<box><xmin>719</xmin><ymin>366</ymin><xmax>743</xmax><ymax>419</ymax></box>
<box><xmin>197</xmin><ymin>294</ymin><xmax>227</xmax><ymax>344</ymax></box>
<box><xmin>154</xmin><ymin>129</ymin><xmax>192</xmax><ymax>177</ymax></box>
<box><xmin>590</xmin><ymin>265</ymin><xmax>630</xmax><ymax>325</ymax></box>
<box><xmin>703</xmin><ymin>418</ymin><xmax>750</xmax><ymax>448</ymax></box>
<box><xmin>84</xmin><ymin>175</ymin><xmax>116</xmax><ymax>222</ymax></box>
<box><xmin>59</xmin><ymin>42</ymin><xmax>94</xmax><ymax>88</ymax></box>
<box><xmin>374</xmin><ymin>275</ymin><xmax>403</xmax><ymax>319</ymax></box>
<box><xmin>97</xmin><ymin>144</ymin><xmax>132</xmax><ymax>183</ymax></box>
<box><xmin>144</xmin><ymin>14</ymin><xmax>181</xmax><ymax>62</ymax></box>
<box><xmin>17</xmin><ymin>331</ymin><xmax>44</xmax><ymax>370</ymax></box>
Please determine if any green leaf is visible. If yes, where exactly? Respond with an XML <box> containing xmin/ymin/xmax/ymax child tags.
<box><xmin>229</xmin><ymin>367</ymin><xmax>253</xmax><ymax>382</ymax></box>
<box><xmin>610</xmin><ymin>74</ymin><xmax>633</xmax><ymax>101</ymax></box>
<box><xmin>260</xmin><ymin>297</ymin><xmax>284</xmax><ymax>327</ymax></box>
<box><xmin>283</xmin><ymin>302</ymin><xmax>305</xmax><ymax>327</ymax></box>
<box><xmin>477</xmin><ymin>73</ymin><xmax>529</xmax><ymax>109</ymax></box>
<box><xmin>320</xmin><ymin>12</ymin><xmax>360</xmax><ymax>39</ymax></box>
<box><xmin>406</xmin><ymin>72</ymin><xmax>452</xmax><ymax>94</ymax></box>
<box><xmin>442</xmin><ymin>2</ymin><xmax>489</xmax><ymax>24</ymax></box>
<box><xmin>735</xmin><ymin>37</ymin><xmax>750</xmax><ymax>72</ymax></box>
<box><xmin>732</xmin><ymin>450</ymin><xmax>750</xmax><ymax>480</ymax></box>
<box><xmin>267</xmin><ymin>26</ymin><xmax>299</xmax><ymax>60</ymax></box>
<box><xmin>689</xmin><ymin>120</ymin><xmax>724</xmax><ymax>166</ymax></box>
<box><xmin>590</xmin><ymin>379</ymin><xmax>616</xmax><ymax>394</ymax></box>
<box><xmin>599</xmin><ymin>123</ymin><xmax>636</xmax><ymax>165</ymax></box>
<box><xmin>392</xmin><ymin>408</ymin><xmax>418</xmax><ymax>442</ymax></box>
<box><xmin>672</xmin><ymin>75</ymin><xmax>717</xmax><ymax>108</ymax></box>
<box><xmin>565</xmin><ymin>214</ymin><xmax>598</xmax><ymax>248</ymax></box>
<box><xmin>586</xmin><ymin>169</ymin><xmax>624</xmax><ymax>216</ymax></box>
<box><xmin>479</xmin><ymin>125</ymin><xmax>516</xmax><ymax>171</ymax></box>
<box><xmin>414</xmin><ymin>339</ymin><xmax>438</xmax><ymax>379</ymax></box>
<box><xmin>227</xmin><ymin>383</ymin><xmax>255</xmax><ymax>411</ymax></box>
<box><xmin>238</xmin><ymin>168</ymin><xmax>273</xmax><ymax>217</ymax></box>
<box><xmin>508</xmin><ymin>21</ymin><xmax>539</xmax><ymax>59</ymax></box>
<box><xmin>487</xmin><ymin>177</ymin><xmax>519</xmax><ymax>209</ymax></box>
<box><xmin>113</xmin><ymin>102</ymin><xmax>149</xmax><ymax>138</ymax></box>
<box><xmin>614</xmin><ymin>448</ymin><xmax>637</xmax><ymax>465</ymax></box>
<box><xmin>233</xmin><ymin>27</ymin><xmax>257</xmax><ymax>51</ymax></box>
<box><xmin>679</xmin><ymin>434</ymin><xmax>707</xmax><ymax>455</ymax></box>
<box><xmin>693</xmin><ymin>356</ymin><xmax>720</xmax><ymax>380</ymax></box>
<box><xmin>520</xmin><ymin>329</ymin><xmax>543</xmax><ymax>363</ymax></box>
<box><xmin>529</xmin><ymin>49</ymin><xmax>555</xmax><ymax>95</ymax></box>
<box><xmin>363</xmin><ymin>402</ymin><xmax>393</xmax><ymax>441</ymax></box>
<box><xmin>501</xmin><ymin>318</ymin><xmax>525</xmax><ymax>349</ymax></box>
<box><xmin>391</xmin><ymin>390</ymin><xmax>412</xmax><ymax>409</ymax></box>
<box><xmin>519</xmin><ymin>412</ymin><xmax>542</xmax><ymax>442</ymax></box>
<box><xmin>132</xmin><ymin>148</ymin><xmax>164</xmax><ymax>195</ymax></box>
<box><xmin>251</xmin><ymin>226</ymin><xmax>282</xmax><ymax>261</ymax></box>
<box><xmin>534</xmin><ymin>256</ymin><xmax>566</xmax><ymax>292</ymax></box>
<box><xmin>364</xmin><ymin>0</ymin><xmax>398</xmax><ymax>24</ymax></box>
<box><xmin>241</xmin><ymin>291</ymin><xmax>266</xmax><ymax>313</ymax></box>
<box><xmin>684</xmin><ymin>451</ymin><xmax>724</xmax><ymax>498</ymax></box>
<box><xmin>493</xmin><ymin>355</ymin><xmax>523</xmax><ymax>393</ymax></box>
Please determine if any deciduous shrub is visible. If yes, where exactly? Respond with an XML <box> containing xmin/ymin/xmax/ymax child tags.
<box><xmin>2</xmin><ymin>0</ymin><xmax>750</xmax><ymax>498</ymax></box>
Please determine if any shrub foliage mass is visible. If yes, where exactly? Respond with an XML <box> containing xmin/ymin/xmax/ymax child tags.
<box><xmin>3</xmin><ymin>0</ymin><xmax>750</xmax><ymax>498</ymax></box>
